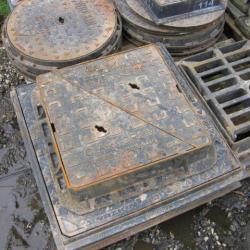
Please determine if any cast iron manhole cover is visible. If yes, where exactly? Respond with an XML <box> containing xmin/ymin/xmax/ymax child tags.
<box><xmin>11</xmin><ymin>44</ymin><xmax>244</xmax><ymax>249</ymax></box>
<box><xmin>3</xmin><ymin>0</ymin><xmax>122</xmax><ymax>78</ymax></box>
<box><xmin>38</xmin><ymin>45</ymin><xmax>211</xmax><ymax>192</ymax></box>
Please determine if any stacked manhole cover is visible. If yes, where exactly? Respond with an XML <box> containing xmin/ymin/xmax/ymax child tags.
<box><xmin>180</xmin><ymin>40</ymin><xmax>250</xmax><ymax>172</ymax></box>
<box><xmin>2</xmin><ymin>0</ymin><xmax>122</xmax><ymax>79</ymax></box>
<box><xmin>12</xmin><ymin>44</ymin><xmax>246</xmax><ymax>250</ymax></box>
<box><xmin>115</xmin><ymin>0</ymin><xmax>227</xmax><ymax>56</ymax></box>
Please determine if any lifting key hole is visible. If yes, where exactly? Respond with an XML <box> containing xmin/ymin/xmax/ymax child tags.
<box><xmin>129</xmin><ymin>83</ymin><xmax>140</xmax><ymax>90</ymax></box>
<box><xmin>58</xmin><ymin>17</ymin><xmax>65</xmax><ymax>24</ymax></box>
<box><xmin>95</xmin><ymin>125</ymin><xmax>107</xmax><ymax>133</ymax></box>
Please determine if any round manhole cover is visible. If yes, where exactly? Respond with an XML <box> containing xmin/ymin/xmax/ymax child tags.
<box><xmin>6</xmin><ymin>0</ymin><xmax>117</xmax><ymax>62</ymax></box>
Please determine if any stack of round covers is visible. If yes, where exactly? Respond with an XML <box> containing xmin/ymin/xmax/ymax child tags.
<box><xmin>115</xmin><ymin>0</ymin><xmax>227</xmax><ymax>57</ymax></box>
<box><xmin>2</xmin><ymin>0</ymin><xmax>122</xmax><ymax>79</ymax></box>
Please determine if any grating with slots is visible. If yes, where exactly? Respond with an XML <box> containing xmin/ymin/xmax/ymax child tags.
<box><xmin>180</xmin><ymin>40</ymin><xmax>250</xmax><ymax>167</ymax></box>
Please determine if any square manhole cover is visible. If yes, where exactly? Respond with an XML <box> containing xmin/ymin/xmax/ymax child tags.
<box><xmin>12</xmin><ymin>44</ymin><xmax>242</xmax><ymax>250</ymax></box>
<box><xmin>38</xmin><ymin>45</ymin><xmax>211</xmax><ymax>193</ymax></box>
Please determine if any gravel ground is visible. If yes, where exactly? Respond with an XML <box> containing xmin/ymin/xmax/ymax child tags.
<box><xmin>0</xmin><ymin>47</ymin><xmax>249</xmax><ymax>250</ymax></box>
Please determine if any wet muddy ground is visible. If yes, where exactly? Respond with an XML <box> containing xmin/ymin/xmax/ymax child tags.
<box><xmin>0</xmin><ymin>47</ymin><xmax>249</xmax><ymax>250</ymax></box>
<box><xmin>0</xmin><ymin>48</ymin><xmax>56</xmax><ymax>250</ymax></box>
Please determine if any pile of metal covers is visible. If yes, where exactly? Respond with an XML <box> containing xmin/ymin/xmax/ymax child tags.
<box><xmin>2</xmin><ymin>0</ymin><xmax>122</xmax><ymax>80</ymax></box>
<box><xmin>12</xmin><ymin>44</ymin><xmax>245</xmax><ymax>250</ymax></box>
<box><xmin>138</xmin><ymin>0</ymin><xmax>225</xmax><ymax>24</ymax></box>
<box><xmin>179</xmin><ymin>40</ymin><xmax>250</xmax><ymax>173</ymax></box>
<box><xmin>115</xmin><ymin>0</ymin><xmax>227</xmax><ymax>56</ymax></box>
<box><xmin>227</xmin><ymin>0</ymin><xmax>250</xmax><ymax>38</ymax></box>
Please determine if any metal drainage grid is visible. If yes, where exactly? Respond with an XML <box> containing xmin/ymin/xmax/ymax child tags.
<box><xmin>179</xmin><ymin>40</ymin><xmax>250</xmax><ymax>170</ymax></box>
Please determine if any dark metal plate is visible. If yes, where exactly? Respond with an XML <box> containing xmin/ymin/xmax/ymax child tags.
<box><xmin>139</xmin><ymin>0</ymin><xmax>224</xmax><ymax>25</ymax></box>
<box><xmin>125</xmin><ymin>0</ymin><xmax>226</xmax><ymax>28</ymax></box>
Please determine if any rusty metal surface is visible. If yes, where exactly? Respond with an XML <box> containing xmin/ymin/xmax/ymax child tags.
<box><xmin>11</xmin><ymin>44</ymin><xmax>245</xmax><ymax>250</ymax></box>
<box><xmin>6</xmin><ymin>0</ymin><xmax>116</xmax><ymax>61</ymax></box>
<box><xmin>3</xmin><ymin>0</ymin><xmax>122</xmax><ymax>79</ymax></box>
<box><xmin>2</xmin><ymin>13</ymin><xmax>122</xmax><ymax>80</ymax></box>
<box><xmin>179</xmin><ymin>40</ymin><xmax>250</xmax><ymax>169</ymax></box>
<box><xmin>37</xmin><ymin>45</ymin><xmax>211</xmax><ymax>192</ymax></box>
